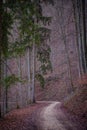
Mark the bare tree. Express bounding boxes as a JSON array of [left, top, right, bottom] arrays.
[[56, 1, 74, 92], [72, 0, 87, 75]]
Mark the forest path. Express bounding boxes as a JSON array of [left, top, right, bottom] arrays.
[[0, 101, 86, 130], [37, 101, 85, 130]]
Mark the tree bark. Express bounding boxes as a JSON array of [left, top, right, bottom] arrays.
[[56, 3, 74, 92], [72, 0, 82, 77], [73, 0, 87, 74], [4, 59, 8, 113], [79, 0, 87, 73], [31, 43, 35, 103], [27, 47, 31, 103], [0, 0, 3, 118], [17, 56, 22, 107], [81, 0, 87, 71]]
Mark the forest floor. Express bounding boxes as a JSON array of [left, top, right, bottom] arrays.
[[0, 101, 86, 130]]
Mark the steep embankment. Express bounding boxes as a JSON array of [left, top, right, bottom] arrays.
[[63, 85, 87, 122]]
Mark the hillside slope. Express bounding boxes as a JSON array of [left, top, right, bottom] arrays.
[[63, 85, 87, 121]]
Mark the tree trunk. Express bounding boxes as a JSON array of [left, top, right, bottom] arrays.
[[27, 47, 31, 103], [56, 4, 74, 92], [79, 0, 87, 73], [73, 0, 87, 74], [4, 59, 8, 113], [0, 0, 3, 118], [72, 0, 82, 77], [31, 43, 35, 103], [17, 56, 22, 107], [81, 0, 87, 72]]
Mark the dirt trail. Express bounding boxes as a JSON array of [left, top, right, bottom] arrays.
[[41, 102, 66, 130], [0, 101, 86, 130], [38, 101, 85, 130]]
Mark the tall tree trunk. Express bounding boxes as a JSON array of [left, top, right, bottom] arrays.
[[4, 59, 8, 113], [31, 43, 35, 103], [81, 0, 87, 72], [56, 4, 74, 92], [0, 0, 3, 118], [79, 0, 87, 73], [17, 56, 22, 107], [27, 47, 31, 103], [62, 28, 74, 91], [72, 0, 82, 77], [73, 0, 87, 74]]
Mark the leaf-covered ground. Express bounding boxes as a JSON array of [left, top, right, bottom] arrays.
[[0, 101, 86, 130], [36, 102, 86, 130], [0, 102, 47, 130]]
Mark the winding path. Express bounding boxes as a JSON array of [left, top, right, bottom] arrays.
[[0, 101, 86, 130], [38, 101, 85, 130]]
